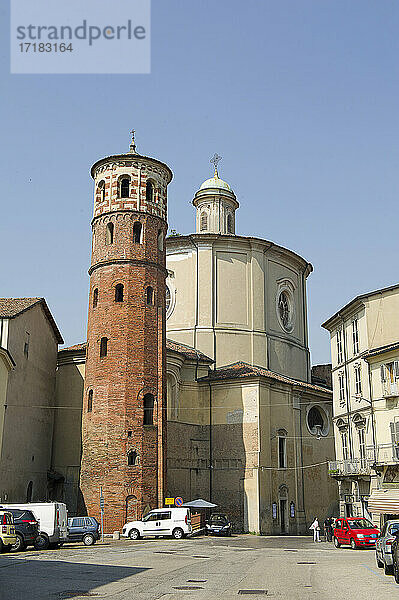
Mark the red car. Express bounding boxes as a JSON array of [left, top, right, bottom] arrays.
[[333, 518, 380, 549]]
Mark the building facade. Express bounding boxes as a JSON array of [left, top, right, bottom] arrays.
[[0, 298, 63, 504], [323, 284, 399, 523]]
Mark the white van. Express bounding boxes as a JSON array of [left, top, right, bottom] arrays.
[[3, 502, 68, 549], [122, 508, 191, 540]]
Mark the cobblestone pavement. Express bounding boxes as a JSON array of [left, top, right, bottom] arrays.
[[0, 535, 395, 600]]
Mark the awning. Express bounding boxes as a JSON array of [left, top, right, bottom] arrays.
[[368, 489, 399, 515], [181, 499, 217, 509]]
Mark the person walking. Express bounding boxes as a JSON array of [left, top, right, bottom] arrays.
[[324, 517, 333, 542], [309, 517, 320, 542]]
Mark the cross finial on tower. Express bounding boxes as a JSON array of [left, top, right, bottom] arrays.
[[210, 153, 222, 178], [129, 129, 137, 153]]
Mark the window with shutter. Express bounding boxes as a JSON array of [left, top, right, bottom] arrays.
[[381, 364, 386, 383], [395, 361, 399, 379]]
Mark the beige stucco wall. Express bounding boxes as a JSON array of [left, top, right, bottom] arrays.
[[51, 351, 86, 513], [166, 235, 311, 381], [0, 305, 58, 503]]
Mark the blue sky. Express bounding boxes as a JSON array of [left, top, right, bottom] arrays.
[[1, 0, 398, 363]]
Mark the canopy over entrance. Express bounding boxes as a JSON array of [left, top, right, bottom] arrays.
[[181, 498, 217, 509], [368, 489, 399, 515]]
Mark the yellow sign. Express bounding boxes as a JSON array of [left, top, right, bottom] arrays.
[[165, 498, 175, 505]]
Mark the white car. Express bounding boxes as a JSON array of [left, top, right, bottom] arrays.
[[122, 508, 192, 540]]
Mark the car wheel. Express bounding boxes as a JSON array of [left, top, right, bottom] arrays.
[[385, 563, 394, 576], [34, 534, 50, 551], [394, 562, 399, 584], [350, 538, 357, 550], [333, 536, 341, 548], [129, 529, 140, 540], [172, 528, 184, 540], [83, 534, 95, 546], [11, 534, 26, 552]]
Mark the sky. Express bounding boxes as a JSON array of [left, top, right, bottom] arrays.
[[1, 0, 398, 364]]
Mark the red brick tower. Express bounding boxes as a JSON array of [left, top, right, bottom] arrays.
[[80, 133, 173, 532]]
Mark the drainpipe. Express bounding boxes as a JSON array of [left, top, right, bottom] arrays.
[[209, 381, 213, 502]]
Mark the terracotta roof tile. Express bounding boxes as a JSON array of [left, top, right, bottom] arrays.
[[199, 361, 332, 393], [166, 339, 213, 362], [59, 342, 87, 353]]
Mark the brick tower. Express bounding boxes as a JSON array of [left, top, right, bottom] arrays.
[[80, 133, 173, 532]]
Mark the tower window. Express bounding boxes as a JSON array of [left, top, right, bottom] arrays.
[[200, 211, 208, 231], [227, 213, 233, 233], [146, 286, 154, 305], [133, 222, 142, 243], [98, 180, 105, 202], [106, 222, 114, 245], [93, 288, 98, 308], [120, 177, 130, 198], [128, 450, 138, 466], [100, 337, 108, 357], [278, 436, 287, 469], [157, 230, 164, 251], [87, 390, 93, 412], [143, 393, 154, 425], [115, 283, 124, 302], [146, 181, 154, 203]]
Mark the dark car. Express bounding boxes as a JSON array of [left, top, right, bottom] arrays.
[[206, 514, 232, 536], [67, 517, 100, 546], [6, 509, 39, 552]]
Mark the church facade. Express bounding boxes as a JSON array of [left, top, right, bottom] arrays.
[[50, 137, 338, 534]]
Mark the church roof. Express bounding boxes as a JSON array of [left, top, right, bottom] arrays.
[[59, 339, 213, 363], [166, 339, 213, 362], [0, 297, 63, 344], [199, 175, 231, 191], [199, 361, 332, 394]]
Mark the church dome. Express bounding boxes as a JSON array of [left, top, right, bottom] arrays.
[[199, 175, 231, 191]]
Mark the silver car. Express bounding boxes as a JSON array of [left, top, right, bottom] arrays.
[[376, 520, 399, 575]]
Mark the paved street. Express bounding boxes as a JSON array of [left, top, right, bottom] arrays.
[[1, 535, 396, 600]]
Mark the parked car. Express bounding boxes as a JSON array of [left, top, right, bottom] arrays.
[[333, 517, 379, 549], [376, 520, 399, 575], [3, 502, 68, 550], [67, 517, 100, 546], [206, 513, 232, 536], [6, 508, 39, 552], [0, 509, 17, 552], [122, 508, 192, 540]]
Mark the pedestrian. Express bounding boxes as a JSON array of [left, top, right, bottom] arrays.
[[324, 517, 333, 542], [309, 517, 320, 542]]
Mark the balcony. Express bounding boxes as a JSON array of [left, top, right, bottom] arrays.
[[382, 382, 398, 398], [328, 458, 373, 477], [374, 443, 399, 464]]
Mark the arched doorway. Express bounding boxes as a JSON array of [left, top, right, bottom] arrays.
[[125, 495, 138, 522], [279, 485, 288, 534]]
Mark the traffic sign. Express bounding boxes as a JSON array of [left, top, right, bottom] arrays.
[[175, 497, 183, 506], [165, 497, 175, 506]]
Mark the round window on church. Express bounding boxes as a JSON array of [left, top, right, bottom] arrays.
[[306, 405, 329, 437], [276, 287, 295, 333]]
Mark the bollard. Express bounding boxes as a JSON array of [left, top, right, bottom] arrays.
[[113, 531, 120, 540]]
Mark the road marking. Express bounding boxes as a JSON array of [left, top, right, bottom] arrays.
[[361, 564, 396, 585]]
